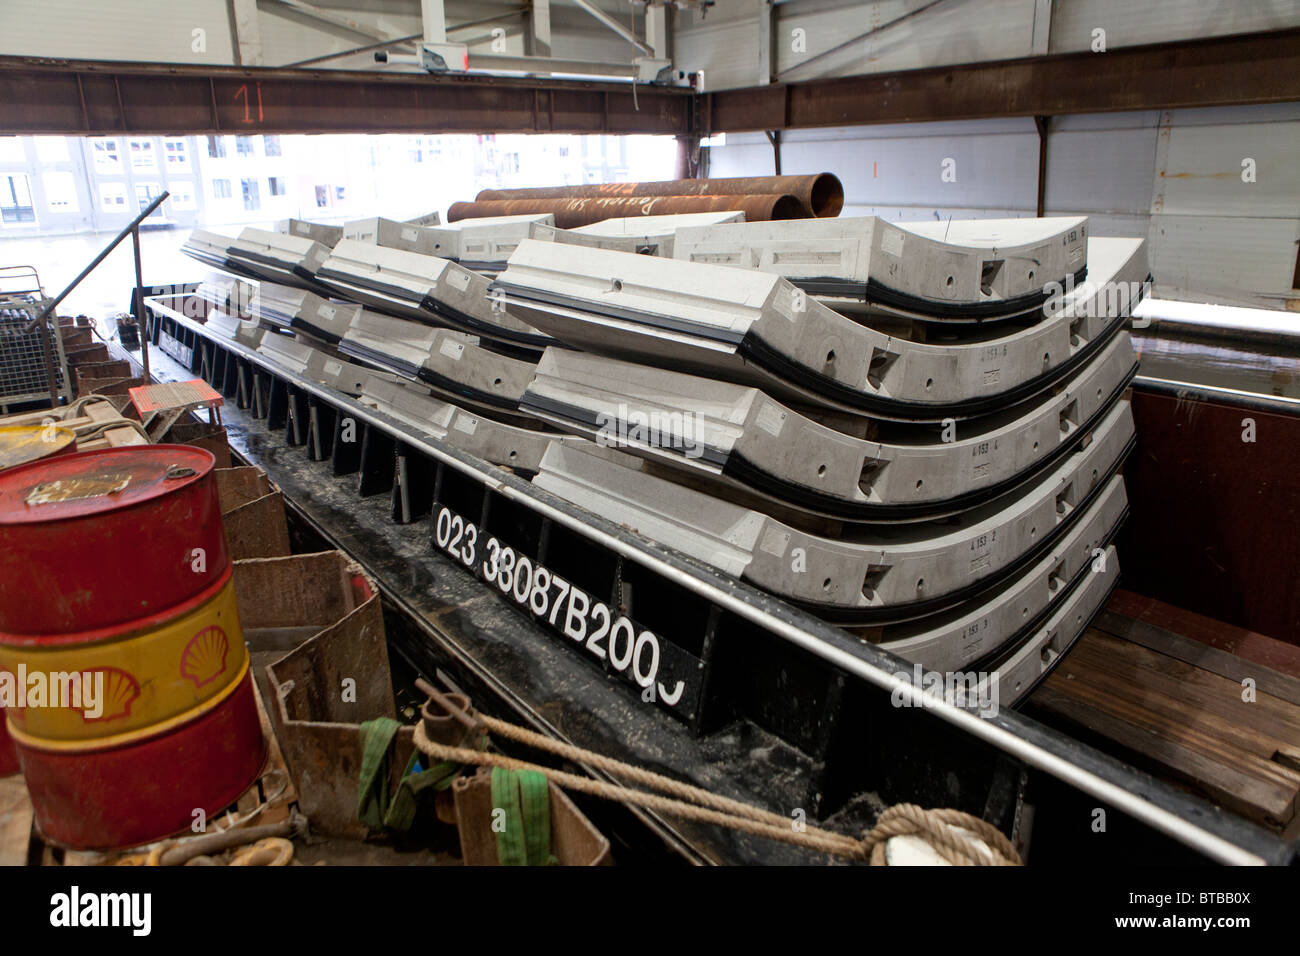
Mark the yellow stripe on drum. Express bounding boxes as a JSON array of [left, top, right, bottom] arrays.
[[0, 576, 246, 742], [7, 657, 252, 754]]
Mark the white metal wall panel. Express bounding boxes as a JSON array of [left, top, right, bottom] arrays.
[[1049, 0, 1300, 53], [1147, 215, 1300, 306], [704, 104, 1300, 304], [775, 0, 1037, 82], [708, 119, 1040, 216], [674, 6, 764, 90], [1143, 103, 1300, 305], [0, 0, 235, 63], [1042, 111, 1160, 236], [1150, 105, 1300, 219]]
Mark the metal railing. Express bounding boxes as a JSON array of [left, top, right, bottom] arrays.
[[22, 191, 169, 408]]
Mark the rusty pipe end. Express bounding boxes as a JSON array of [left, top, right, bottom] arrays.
[[809, 173, 844, 217]]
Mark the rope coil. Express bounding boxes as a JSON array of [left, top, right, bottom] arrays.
[[412, 717, 1020, 865]]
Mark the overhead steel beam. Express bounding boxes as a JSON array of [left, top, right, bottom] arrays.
[[228, 0, 266, 67], [0, 28, 1293, 136], [0, 56, 692, 135], [529, 0, 553, 58], [706, 27, 1300, 132]]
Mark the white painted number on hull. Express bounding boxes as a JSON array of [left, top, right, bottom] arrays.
[[434, 505, 685, 707]]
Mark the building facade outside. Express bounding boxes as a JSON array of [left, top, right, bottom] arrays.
[[0, 131, 675, 241], [0, 134, 207, 237]]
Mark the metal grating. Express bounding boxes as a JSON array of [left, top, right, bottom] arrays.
[[0, 299, 69, 408]]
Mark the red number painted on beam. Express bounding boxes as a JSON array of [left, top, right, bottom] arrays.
[[234, 83, 264, 125]]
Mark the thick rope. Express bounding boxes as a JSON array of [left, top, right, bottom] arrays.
[[413, 720, 1021, 865]]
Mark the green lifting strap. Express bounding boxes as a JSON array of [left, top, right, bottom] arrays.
[[358, 717, 460, 832], [490, 767, 555, 866]]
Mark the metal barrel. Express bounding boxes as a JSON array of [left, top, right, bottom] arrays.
[[447, 193, 806, 229], [475, 173, 844, 218], [0, 425, 78, 773], [0, 445, 265, 849]]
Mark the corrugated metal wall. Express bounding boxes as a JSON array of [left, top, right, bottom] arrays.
[[707, 103, 1300, 307], [674, 0, 1300, 90], [0, 0, 236, 63]]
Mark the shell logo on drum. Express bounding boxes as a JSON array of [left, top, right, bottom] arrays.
[[180, 626, 230, 688], [83, 667, 141, 723]]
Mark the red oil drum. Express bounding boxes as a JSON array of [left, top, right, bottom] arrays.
[[0, 445, 264, 848], [0, 425, 77, 774], [0, 711, 16, 776]]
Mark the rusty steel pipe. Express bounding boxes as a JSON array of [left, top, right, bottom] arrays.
[[475, 173, 843, 218], [448, 193, 806, 229]]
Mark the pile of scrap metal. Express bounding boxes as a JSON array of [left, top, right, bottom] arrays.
[[179, 208, 1142, 709]]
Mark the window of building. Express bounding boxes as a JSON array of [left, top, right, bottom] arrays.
[[169, 181, 196, 211], [0, 174, 35, 224], [91, 138, 121, 173], [236, 136, 255, 157], [99, 182, 128, 211], [241, 177, 260, 211], [34, 138, 69, 163], [129, 139, 157, 171], [263, 135, 282, 157], [42, 171, 78, 213], [136, 182, 162, 214], [0, 138, 25, 163], [268, 176, 287, 197], [165, 139, 190, 170], [213, 178, 232, 199], [335, 186, 346, 201], [207, 135, 226, 158], [315, 185, 329, 208]]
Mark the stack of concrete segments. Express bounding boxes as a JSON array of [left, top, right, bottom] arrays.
[[672, 215, 1092, 323], [492, 234, 1144, 421], [528, 211, 745, 258], [366, 213, 554, 273], [337, 309, 537, 418], [315, 238, 555, 350], [355, 376, 578, 474], [490, 216, 1147, 704], [223, 226, 335, 293], [182, 210, 1146, 707], [275, 218, 344, 247], [183, 230, 252, 278], [254, 331, 389, 396], [247, 281, 360, 345], [193, 272, 257, 316]]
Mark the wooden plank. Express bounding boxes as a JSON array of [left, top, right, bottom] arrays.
[[1104, 590, 1300, 693], [1056, 646, 1300, 773], [0, 776, 33, 867], [1036, 623, 1300, 827], [1044, 664, 1299, 822], [1072, 632, 1300, 748], [1035, 685, 1298, 827]]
